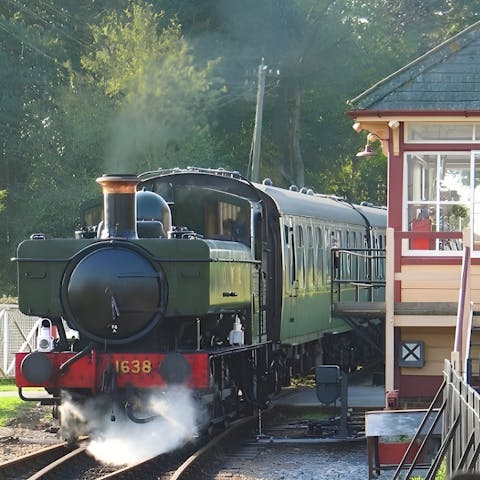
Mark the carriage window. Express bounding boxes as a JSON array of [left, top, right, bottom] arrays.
[[294, 225, 305, 288], [344, 231, 351, 277], [306, 226, 313, 248], [291, 227, 296, 283], [306, 226, 314, 287], [315, 227, 324, 287], [296, 225, 304, 247], [316, 227, 323, 249]]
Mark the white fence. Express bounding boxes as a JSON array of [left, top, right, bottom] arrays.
[[0, 305, 39, 377]]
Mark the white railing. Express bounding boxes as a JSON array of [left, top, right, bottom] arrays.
[[0, 305, 40, 377]]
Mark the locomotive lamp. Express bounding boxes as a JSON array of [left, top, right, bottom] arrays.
[[36, 318, 54, 352], [96, 174, 140, 239], [228, 315, 245, 346]]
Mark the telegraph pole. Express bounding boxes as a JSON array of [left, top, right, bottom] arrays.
[[249, 59, 268, 183]]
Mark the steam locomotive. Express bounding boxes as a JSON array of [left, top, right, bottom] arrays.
[[14, 167, 386, 434]]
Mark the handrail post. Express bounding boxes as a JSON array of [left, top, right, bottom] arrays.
[[385, 227, 395, 393], [452, 228, 471, 376], [2, 309, 8, 376]]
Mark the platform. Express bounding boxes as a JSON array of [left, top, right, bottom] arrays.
[[274, 384, 385, 409]]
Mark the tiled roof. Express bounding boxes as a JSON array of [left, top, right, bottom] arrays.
[[349, 21, 480, 111]]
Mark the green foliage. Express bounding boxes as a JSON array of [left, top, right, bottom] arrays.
[[409, 458, 446, 479], [0, 190, 7, 214], [82, 3, 169, 98], [81, 1, 224, 172], [357, 152, 388, 206], [435, 460, 446, 479]]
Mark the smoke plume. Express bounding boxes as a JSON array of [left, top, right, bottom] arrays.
[[59, 386, 200, 466]]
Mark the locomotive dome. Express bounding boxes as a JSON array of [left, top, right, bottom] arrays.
[[137, 188, 172, 233]]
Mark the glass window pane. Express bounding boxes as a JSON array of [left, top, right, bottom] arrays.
[[409, 204, 435, 249], [475, 125, 480, 141], [407, 154, 437, 201], [409, 204, 435, 230], [439, 204, 469, 232], [439, 153, 471, 204], [407, 123, 474, 142]]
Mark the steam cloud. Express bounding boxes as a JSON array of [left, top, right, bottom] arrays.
[[59, 386, 200, 466]]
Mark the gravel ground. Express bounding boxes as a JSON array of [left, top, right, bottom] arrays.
[[0, 403, 61, 463], [211, 440, 371, 480]]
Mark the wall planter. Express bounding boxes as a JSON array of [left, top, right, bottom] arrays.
[[378, 440, 422, 465]]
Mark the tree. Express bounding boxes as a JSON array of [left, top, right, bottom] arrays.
[[81, 1, 224, 173], [0, 6, 70, 293], [0, 190, 6, 214]]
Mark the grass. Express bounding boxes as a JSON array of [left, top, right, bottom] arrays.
[[0, 387, 52, 428], [0, 378, 43, 392], [291, 374, 316, 387], [0, 379, 16, 391], [0, 396, 33, 426]]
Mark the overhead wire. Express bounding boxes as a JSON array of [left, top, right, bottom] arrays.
[[2, 1, 282, 119], [0, 17, 60, 65], [5, 0, 95, 54]]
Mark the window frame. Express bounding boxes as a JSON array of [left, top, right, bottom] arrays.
[[403, 149, 480, 255]]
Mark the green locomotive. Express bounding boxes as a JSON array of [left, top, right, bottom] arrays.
[[14, 167, 386, 435]]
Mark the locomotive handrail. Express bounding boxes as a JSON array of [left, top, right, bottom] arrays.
[[138, 166, 247, 181], [152, 257, 261, 264], [207, 340, 272, 358], [13, 255, 262, 264], [12, 256, 78, 262]]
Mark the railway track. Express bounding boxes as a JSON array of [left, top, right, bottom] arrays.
[[177, 407, 368, 479], [0, 442, 74, 480], [0, 417, 258, 480], [0, 404, 368, 480]]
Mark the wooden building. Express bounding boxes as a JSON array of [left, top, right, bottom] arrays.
[[348, 21, 480, 401]]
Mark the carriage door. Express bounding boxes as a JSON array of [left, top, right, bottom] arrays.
[[252, 207, 267, 343], [285, 218, 302, 339]]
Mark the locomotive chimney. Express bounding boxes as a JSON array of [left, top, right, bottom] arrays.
[[96, 174, 140, 239]]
